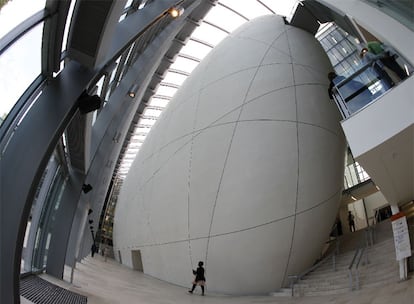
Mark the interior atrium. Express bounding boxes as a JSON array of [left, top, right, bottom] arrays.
[[0, 0, 413, 303]]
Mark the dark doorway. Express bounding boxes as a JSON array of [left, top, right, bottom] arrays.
[[131, 250, 143, 271]]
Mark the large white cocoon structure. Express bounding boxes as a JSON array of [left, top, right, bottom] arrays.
[[113, 15, 346, 295]]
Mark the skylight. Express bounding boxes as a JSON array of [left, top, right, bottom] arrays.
[[117, 0, 298, 179]]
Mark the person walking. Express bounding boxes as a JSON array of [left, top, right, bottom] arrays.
[[188, 261, 206, 296], [91, 243, 97, 257]]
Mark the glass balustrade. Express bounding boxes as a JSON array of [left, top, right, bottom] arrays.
[[332, 55, 412, 118]]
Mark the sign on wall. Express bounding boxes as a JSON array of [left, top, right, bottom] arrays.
[[391, 212, 412, 261]]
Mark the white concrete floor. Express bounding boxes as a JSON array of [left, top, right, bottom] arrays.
[[22, 254, 413, 304]]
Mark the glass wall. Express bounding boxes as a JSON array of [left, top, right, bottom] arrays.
[[317, 23, 362, 78], [317, 22, 413, 117], [0, 0, 46, 39], [31, 163, 68, 272], [0, 22, 42, 125], [344, 161, 370, 189]]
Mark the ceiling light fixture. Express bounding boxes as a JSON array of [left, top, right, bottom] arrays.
[[168, 6, 184, 18], [128, 84, 139, 98]]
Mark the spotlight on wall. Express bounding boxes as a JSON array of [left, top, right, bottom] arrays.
[[82, 183, 93, 193], [78, 93, 102, 114], [128, 84, 139, 98], [168, 5, 184, 18]]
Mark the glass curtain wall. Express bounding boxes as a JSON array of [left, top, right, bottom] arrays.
[[317, 22, 412, 116], [31, 161, 68, 272], [317, 23, 362, 78]]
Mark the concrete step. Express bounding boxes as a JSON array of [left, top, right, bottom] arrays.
[[294, 284, 350, 296], [291, 232, 398, 297]]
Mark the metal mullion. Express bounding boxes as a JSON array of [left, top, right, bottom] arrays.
[[109, 46, 132, 94], [100, 71, 113, 102]]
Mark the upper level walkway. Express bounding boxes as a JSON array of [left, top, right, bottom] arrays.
[[332, 54, 413, 207], [21, 253, 413, 304]]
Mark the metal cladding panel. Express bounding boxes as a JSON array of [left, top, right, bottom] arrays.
[[67, 0, 126, 68]]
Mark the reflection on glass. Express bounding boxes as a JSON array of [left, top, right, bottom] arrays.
[[32, 164, 67, 271], [334, 63, 393, 114], [0, 23, 42, 125], [0, 0, 46, 39]]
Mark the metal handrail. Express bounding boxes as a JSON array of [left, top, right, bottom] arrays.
[[364, 226, 375, 247], [348, 247, 360, 291], [354, 247, 367, 290], [288, 234, 339, 296], [348, 231, 372, 291]]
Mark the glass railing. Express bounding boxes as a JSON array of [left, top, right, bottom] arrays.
[[332, 55, 412, 118]]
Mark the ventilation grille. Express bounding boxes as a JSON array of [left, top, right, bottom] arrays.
[[20, 275, 87, 304]]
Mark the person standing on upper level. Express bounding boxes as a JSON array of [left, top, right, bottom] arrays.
[[366, 41, 408, 82], [348, 211, 356, 232]]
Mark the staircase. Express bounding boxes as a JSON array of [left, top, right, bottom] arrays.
[[292, 222, 399, 296]]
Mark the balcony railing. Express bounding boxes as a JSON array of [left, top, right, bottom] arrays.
[[332, 56, 411, 119]]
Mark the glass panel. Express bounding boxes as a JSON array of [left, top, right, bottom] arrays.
[[163, 71, 187, 86], [134, 126, 151, 133], [0, 22, 42, 125], [61, 0, 77, 56], [131, 134, 146, 141], [156, 85, 177, 97], [259, 0, 297, 16], [179, 40, 212, 60], [138, 118, 156, 126], [219, 0, 270, 20], [143, 108, 162, 117], [203, 5, 246, 33], [32, 164, 67, 271], [148, 97, 169, 108], [191, 23, 228, 46], [170, 56, 199, 74], [94, 75, 105, 97], [333, 64, 393, 115], [0, 0, 46, 39]]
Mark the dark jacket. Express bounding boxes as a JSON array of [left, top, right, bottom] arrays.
[[193, 266, 205, 282]]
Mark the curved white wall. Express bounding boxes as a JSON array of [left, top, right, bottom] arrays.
[[114, 15, 346, 295]]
